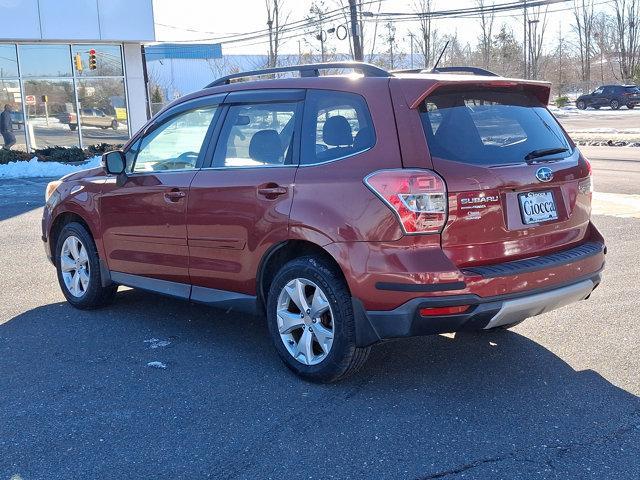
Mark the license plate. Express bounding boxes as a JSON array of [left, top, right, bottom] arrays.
[[518, 190, 558, 224]]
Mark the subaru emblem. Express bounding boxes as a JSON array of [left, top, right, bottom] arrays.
[[536, 167, 553, 182]]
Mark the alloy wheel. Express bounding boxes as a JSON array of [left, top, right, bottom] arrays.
[[276, 278, 334, 365], [60, 235, 90, 298]]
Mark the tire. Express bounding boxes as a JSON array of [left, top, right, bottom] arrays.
[[111, 120, 118, 130], [55, 222, 117, 309], [266, 256, 370, 383], [610, 99, 620, 110], [627, 104, 635, 110], [576, 100, 587, 110], [69, 124, 77, 131]]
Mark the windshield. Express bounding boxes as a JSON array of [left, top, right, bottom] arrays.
[[420, 89, 571, 166]]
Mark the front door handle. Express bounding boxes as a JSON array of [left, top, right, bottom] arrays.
[[164, 189, 186, 202], [257, 184, 288, 198]]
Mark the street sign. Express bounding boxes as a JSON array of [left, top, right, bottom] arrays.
[[25, 95, 36, 106]]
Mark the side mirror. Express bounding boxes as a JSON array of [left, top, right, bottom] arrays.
[[103, 150, 126, 175]]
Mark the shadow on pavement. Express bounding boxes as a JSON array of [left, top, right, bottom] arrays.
[[0, 178, 50, 222], [1, 288, 639, 479]]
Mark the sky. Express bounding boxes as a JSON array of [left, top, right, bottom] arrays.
[[151, 0, 588, 57]]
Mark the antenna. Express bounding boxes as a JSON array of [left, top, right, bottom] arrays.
[[431, 40, 450, 72]]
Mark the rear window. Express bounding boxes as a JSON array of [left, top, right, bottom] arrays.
[[625, 86, 640, 93], [420, 89, 571, 166]]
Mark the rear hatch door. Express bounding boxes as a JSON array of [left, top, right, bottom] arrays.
[[418, 84, 591, 267]]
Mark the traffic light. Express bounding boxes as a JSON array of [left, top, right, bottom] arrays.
[[88, 49, 97, 70], [74, 53, 83, 72]]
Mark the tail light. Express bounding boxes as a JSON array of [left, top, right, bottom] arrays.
[[364, 169, 448, 234]]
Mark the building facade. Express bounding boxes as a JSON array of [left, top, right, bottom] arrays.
[[0, 0, 155, 151]]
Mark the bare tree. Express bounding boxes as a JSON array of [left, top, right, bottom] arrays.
[[265, 0, 290, 68], [572, 0, 595, 84], [306, 1, 333, 62], [611, 0, 640, 82], [382, 21, 398, 69], [528, 6, 549, 79], [412, 0, 435, 68], [477, 0, 495, 69]]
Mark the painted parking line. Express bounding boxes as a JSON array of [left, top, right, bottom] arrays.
[[592, 192, 640, 218]]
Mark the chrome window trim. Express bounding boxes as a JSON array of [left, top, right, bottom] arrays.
[[298, 144, 375, 168]]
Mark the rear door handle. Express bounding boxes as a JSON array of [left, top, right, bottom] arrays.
[[164, 189, 186, 202], [257, 185, 288, 198]]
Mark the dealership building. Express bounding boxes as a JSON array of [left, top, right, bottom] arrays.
[[0, 0, 155, 151]]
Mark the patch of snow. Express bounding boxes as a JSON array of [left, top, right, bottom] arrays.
[[147, 361, 167, 369], [144, 338, 172, 349], [549, 105, 640, 117], [0, 155, 101, 179]]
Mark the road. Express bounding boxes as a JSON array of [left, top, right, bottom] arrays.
[[581, 146, 640, 195], [552, 107, 640, 143], [1, 153, 639, 479]]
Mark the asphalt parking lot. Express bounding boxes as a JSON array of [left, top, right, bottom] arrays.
[[1, 152, 639, 479]]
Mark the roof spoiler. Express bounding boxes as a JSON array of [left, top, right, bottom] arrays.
[[401, 78, 552, 109]]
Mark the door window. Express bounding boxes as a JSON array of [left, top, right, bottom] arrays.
[[213, 102, 299, 168], [301, 90, 375, 164], [132, 106, 218, 172]]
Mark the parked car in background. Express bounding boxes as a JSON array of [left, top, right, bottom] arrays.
[[10, 110, 24, 130], [42, 62, 605, 382], [59, 108, 119, 130], [576, 85, 640, 110]]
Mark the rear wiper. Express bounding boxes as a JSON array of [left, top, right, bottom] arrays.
[[524, 147, 569, 163]]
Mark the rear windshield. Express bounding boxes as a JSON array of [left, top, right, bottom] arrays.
[[420, 89, 571, 166]]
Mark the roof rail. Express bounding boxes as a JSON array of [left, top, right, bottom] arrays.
[[206, 62, 390, 88], [391, 66, 499, 77]]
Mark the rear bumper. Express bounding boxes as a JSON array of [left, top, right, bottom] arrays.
[[355, 271, 602, 346]]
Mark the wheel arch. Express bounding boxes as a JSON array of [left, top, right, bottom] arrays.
[[49, 211, 96, 262], [256, 240, 349, 312]]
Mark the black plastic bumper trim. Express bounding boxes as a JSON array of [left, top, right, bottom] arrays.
[[375, 281, 466, 292], [462, 242, 604, 278], [355, 271, 603, 346]]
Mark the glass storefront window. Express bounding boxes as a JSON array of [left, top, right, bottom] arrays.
[[0, 44, 19, 78], [23, 79, 80, 148], [77, 78, 129, 144], [71, 45, 123, 77], [18, 44, 72, 78], [1, 43, 129, 151], [0, 79, 27, 150]]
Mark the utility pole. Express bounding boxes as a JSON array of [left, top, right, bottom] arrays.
[[348, 0, 363, 61], [523, 0, 528, 78]]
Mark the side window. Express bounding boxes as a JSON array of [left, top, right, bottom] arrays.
[[593, 88, 604, 95], [213, 102, 299, 168], [132, 106, 218, 172], [301, 90, 375, 165]]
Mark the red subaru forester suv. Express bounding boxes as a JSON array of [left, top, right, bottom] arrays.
[[42, 63, 605, 382]]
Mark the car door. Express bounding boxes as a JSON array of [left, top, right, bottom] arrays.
[[99, 96, 224, 285], [591, 87, 604, 107], [186, 89, 304, 298]]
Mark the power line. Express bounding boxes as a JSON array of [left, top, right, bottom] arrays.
[[154, 0, 389, 46]]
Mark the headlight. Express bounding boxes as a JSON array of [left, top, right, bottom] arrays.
[[45, 180, 62, 202]]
